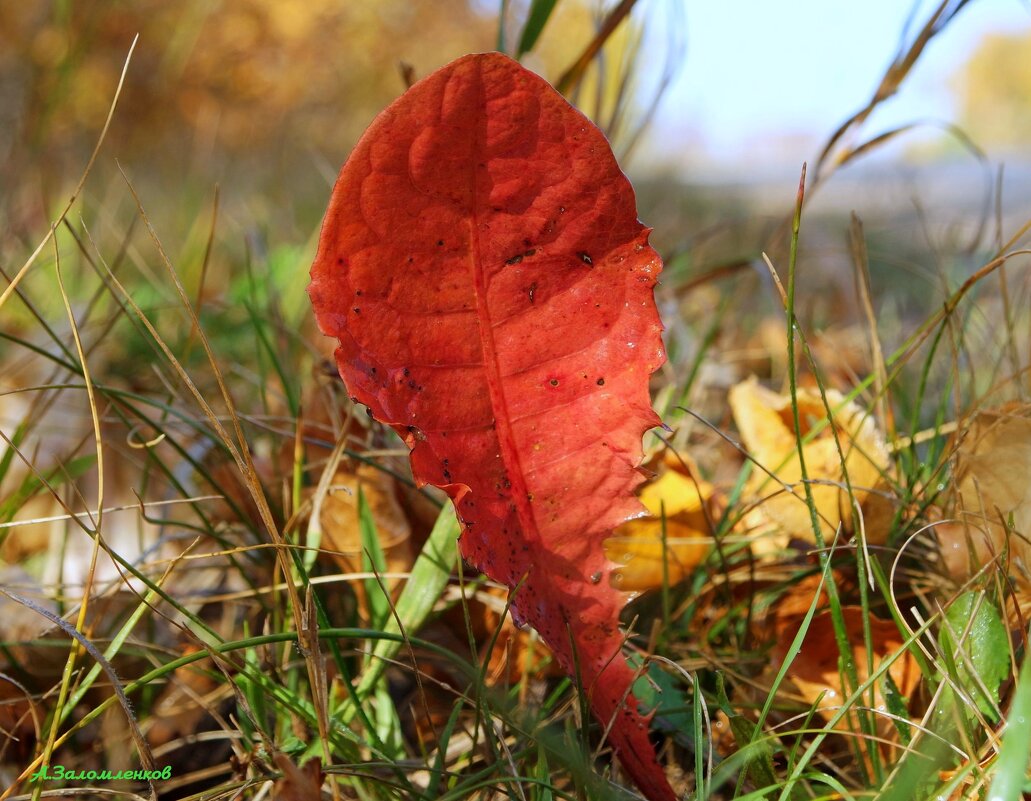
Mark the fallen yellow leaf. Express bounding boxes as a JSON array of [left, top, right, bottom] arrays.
[[729, 376, 893, 544], [604, 468, 718, 592]]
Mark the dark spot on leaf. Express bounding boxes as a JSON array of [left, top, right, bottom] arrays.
[[437, 239, 444, 246], [549, 378, 559, 387], [558, 206, 566, 213], [524, 248, 536, 257], [527, 493, 534, 502], [353, 307, 361, 314], [506, 254, 523, 265], [529, 282, 537, 304], [403, 367, 410, 377], [355, 289, 363, 296], [578, 251, 593, 266], [597, 377, 605, 386], [590, 571, 602, 584]]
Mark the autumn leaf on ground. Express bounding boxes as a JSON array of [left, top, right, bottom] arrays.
[[308, 53, 674, 801], [604, 464, 719, 593], [272, 753, 324, 801], [314, 462, 415, 608], [729, 376, 893, 545], [770, 604, 920, 749], [478, 588, 565, 686], [941, 404, 1031, 604]]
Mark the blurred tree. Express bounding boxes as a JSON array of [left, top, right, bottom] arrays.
[[955, 29, 1031, 151]]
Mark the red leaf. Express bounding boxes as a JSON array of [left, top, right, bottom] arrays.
[[309, 52, 672, 801]]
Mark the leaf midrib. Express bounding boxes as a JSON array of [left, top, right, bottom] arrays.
[[464, 62, 543, 560]]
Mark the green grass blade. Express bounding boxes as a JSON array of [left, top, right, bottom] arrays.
[[986, 625, 1031, 801], [358, 485, 391, 630], [425, 700, 465, 799], [344, 504, 460, 721], [516, 0, 561, 57]]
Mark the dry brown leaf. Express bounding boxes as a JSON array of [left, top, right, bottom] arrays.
[[771, 606, 920, 737], [485, 614, 564, 686], [944, 404, 1031, 592], [0, 674, 37, 763], [604, 467, 719, 592], [147, 650, 222, 748], [272, 753, 324, 800], [729, 376, 893, 544], [769, 572, 833, 625], [315, 462, 414, 598]]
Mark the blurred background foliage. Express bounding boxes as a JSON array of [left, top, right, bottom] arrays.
[[958, 27, 1031, 150], [0, 0, 682, 243], [1, 1, 493, 235], [2, 1, 1027, 274]]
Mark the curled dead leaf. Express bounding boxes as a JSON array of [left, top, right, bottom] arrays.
[[729, 376, 893, 544], [273, 753, 324, 800], [314, 462, 414, 610], [944, 404, 1031, 593], [771, 606, 920, 741]]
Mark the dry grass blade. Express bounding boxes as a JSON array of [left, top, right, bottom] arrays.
[[810, 0, 973, 186], [617, 0, 686, 161], [0, 36, 137, 315], [27, 235, 115, 801], [104, 166, 341, 780], [7, 791, 152, 801], [850, 214, 892, 440], [0, 589, 156, 799], [555, 0, 639, 95]]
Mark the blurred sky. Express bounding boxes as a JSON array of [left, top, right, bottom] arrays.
[[647, 0, 1031, 178]]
